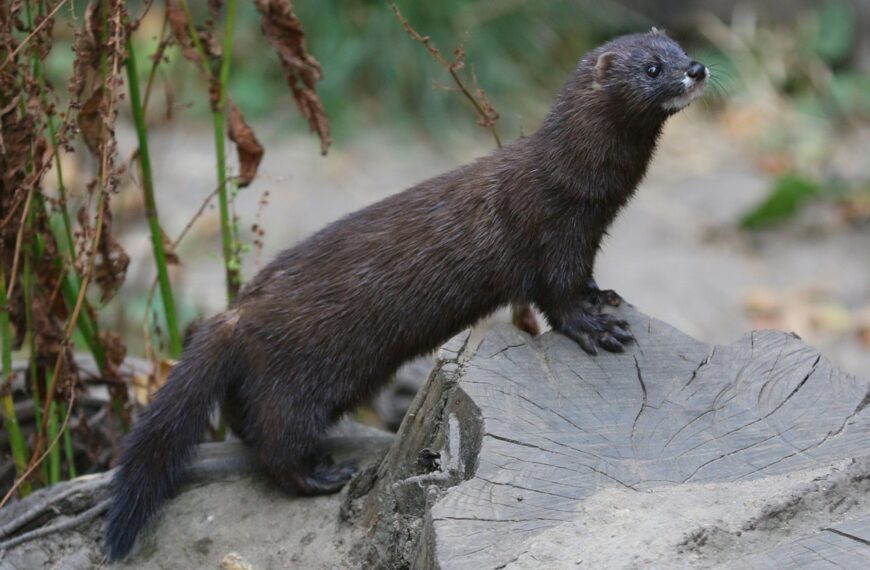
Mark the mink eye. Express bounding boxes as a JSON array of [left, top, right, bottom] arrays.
[[646, 64, 661, 78]]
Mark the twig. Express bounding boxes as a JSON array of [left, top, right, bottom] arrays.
[[142, 8, 170, 114], [4, 184, 35, 301], [0, 0, 71, 72], [142, 185, 220, 362], [0, 498, 110, 550], [0, 474, 110, 539], [1, 390, 76, 508], [389, 3, 501, 148]]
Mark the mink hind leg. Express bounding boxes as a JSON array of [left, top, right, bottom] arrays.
[[252, 399, 356, 496]]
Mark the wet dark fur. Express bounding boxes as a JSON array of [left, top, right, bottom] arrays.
[[106, 31, 704, 559]]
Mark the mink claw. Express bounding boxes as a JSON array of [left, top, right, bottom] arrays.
[[558, 309, 634, 355], [598, 333, 624, 353]]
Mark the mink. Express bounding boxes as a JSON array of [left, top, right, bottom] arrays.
[[106, 29, 707, 559]]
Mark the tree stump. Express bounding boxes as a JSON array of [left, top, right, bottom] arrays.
[[351, 305, 870, 569]]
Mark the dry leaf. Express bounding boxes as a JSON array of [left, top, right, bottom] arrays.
[[133, 359, 176, 405], [162, 228, 180, 265], [78, 87, 106, 157], [101, 330, 128, 371], [254, 0, 330, 154], [93, 208, 130, 302], [167, 0, 202, 65], [227, 99, 264, 187], [70, 1, 105, 98]]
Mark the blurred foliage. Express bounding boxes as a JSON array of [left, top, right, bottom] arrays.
[[707, 0, 870, 228], [244, 0, 643, 138], [42, 0, 870, 227], [740, 174, 821, 229], [90, 0, 648, 141]]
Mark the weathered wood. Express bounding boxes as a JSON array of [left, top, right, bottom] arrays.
[[352, 305, 870, 569]]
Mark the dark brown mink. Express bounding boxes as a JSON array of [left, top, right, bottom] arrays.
[[106, 29, 708, 560]]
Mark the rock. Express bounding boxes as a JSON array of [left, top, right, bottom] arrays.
[[0, 422, 392, 569]]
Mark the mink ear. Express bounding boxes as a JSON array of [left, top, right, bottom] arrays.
[[650, 26, 667, 36], [595, 52, 617, 82]]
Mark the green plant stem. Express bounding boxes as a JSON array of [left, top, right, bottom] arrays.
[[62, 422, 76, 478], [25, 1, 103, 374], [23, 204, 50, 486], [125, 36, 183, 358], [22, 0, 56, 486], [178, 0, 240, 303], [210, 0, 239, 440], [47, 401, 61, 483], [213, 0, 240, 304], [1, 256, 32, 496]]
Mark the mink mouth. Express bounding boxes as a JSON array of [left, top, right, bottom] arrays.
[[661, 72, 708, 111]]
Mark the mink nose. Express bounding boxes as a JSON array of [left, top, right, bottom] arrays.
[[687, 62, 706, 80]]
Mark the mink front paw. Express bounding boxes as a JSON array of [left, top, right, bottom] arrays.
[[557, 309, 634, 355]]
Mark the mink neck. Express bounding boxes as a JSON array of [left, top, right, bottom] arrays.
[[527, 76, 667, 199]]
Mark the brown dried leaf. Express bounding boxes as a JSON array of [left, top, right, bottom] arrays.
[[93, 208, 130, 302], [30, 294, 69, 374], [100, 330, 128, 371], [167, 0, 202, 65], [227, 99, 264, 187], [254, 0, 330, 154], [71, 1, 106, 99], [78, 87, 106, 157], [162, 227, 179, 265]]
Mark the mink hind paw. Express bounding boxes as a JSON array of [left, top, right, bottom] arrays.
[[301, 459, 358, 494], [557, 310, 634, 355], [590, 288, 623, 308], [584, 285, 623, 308]]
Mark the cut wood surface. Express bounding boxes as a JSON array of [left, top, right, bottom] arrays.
[[354, 305, 870, 569]]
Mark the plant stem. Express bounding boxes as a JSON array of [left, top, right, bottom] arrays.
[[125, 36, 183, 357], [23, 203, 52, 485], [213, 0, 240, 304], [62, 420, 77, 478], [0, 253, 32, 496]]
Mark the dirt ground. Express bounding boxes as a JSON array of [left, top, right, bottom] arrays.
[[111, 108, 869, 379]]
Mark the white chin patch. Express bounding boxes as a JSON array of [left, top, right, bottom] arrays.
[[662, 76, 706, 111]]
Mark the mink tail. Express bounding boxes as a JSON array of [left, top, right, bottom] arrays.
[[104, 313, 239, 560]]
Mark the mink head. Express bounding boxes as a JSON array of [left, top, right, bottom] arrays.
[[591, 29, 708, 118]]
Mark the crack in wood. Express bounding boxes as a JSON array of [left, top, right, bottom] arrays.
[[631, 355, 649, 451], [823, 528, 870, 547]]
